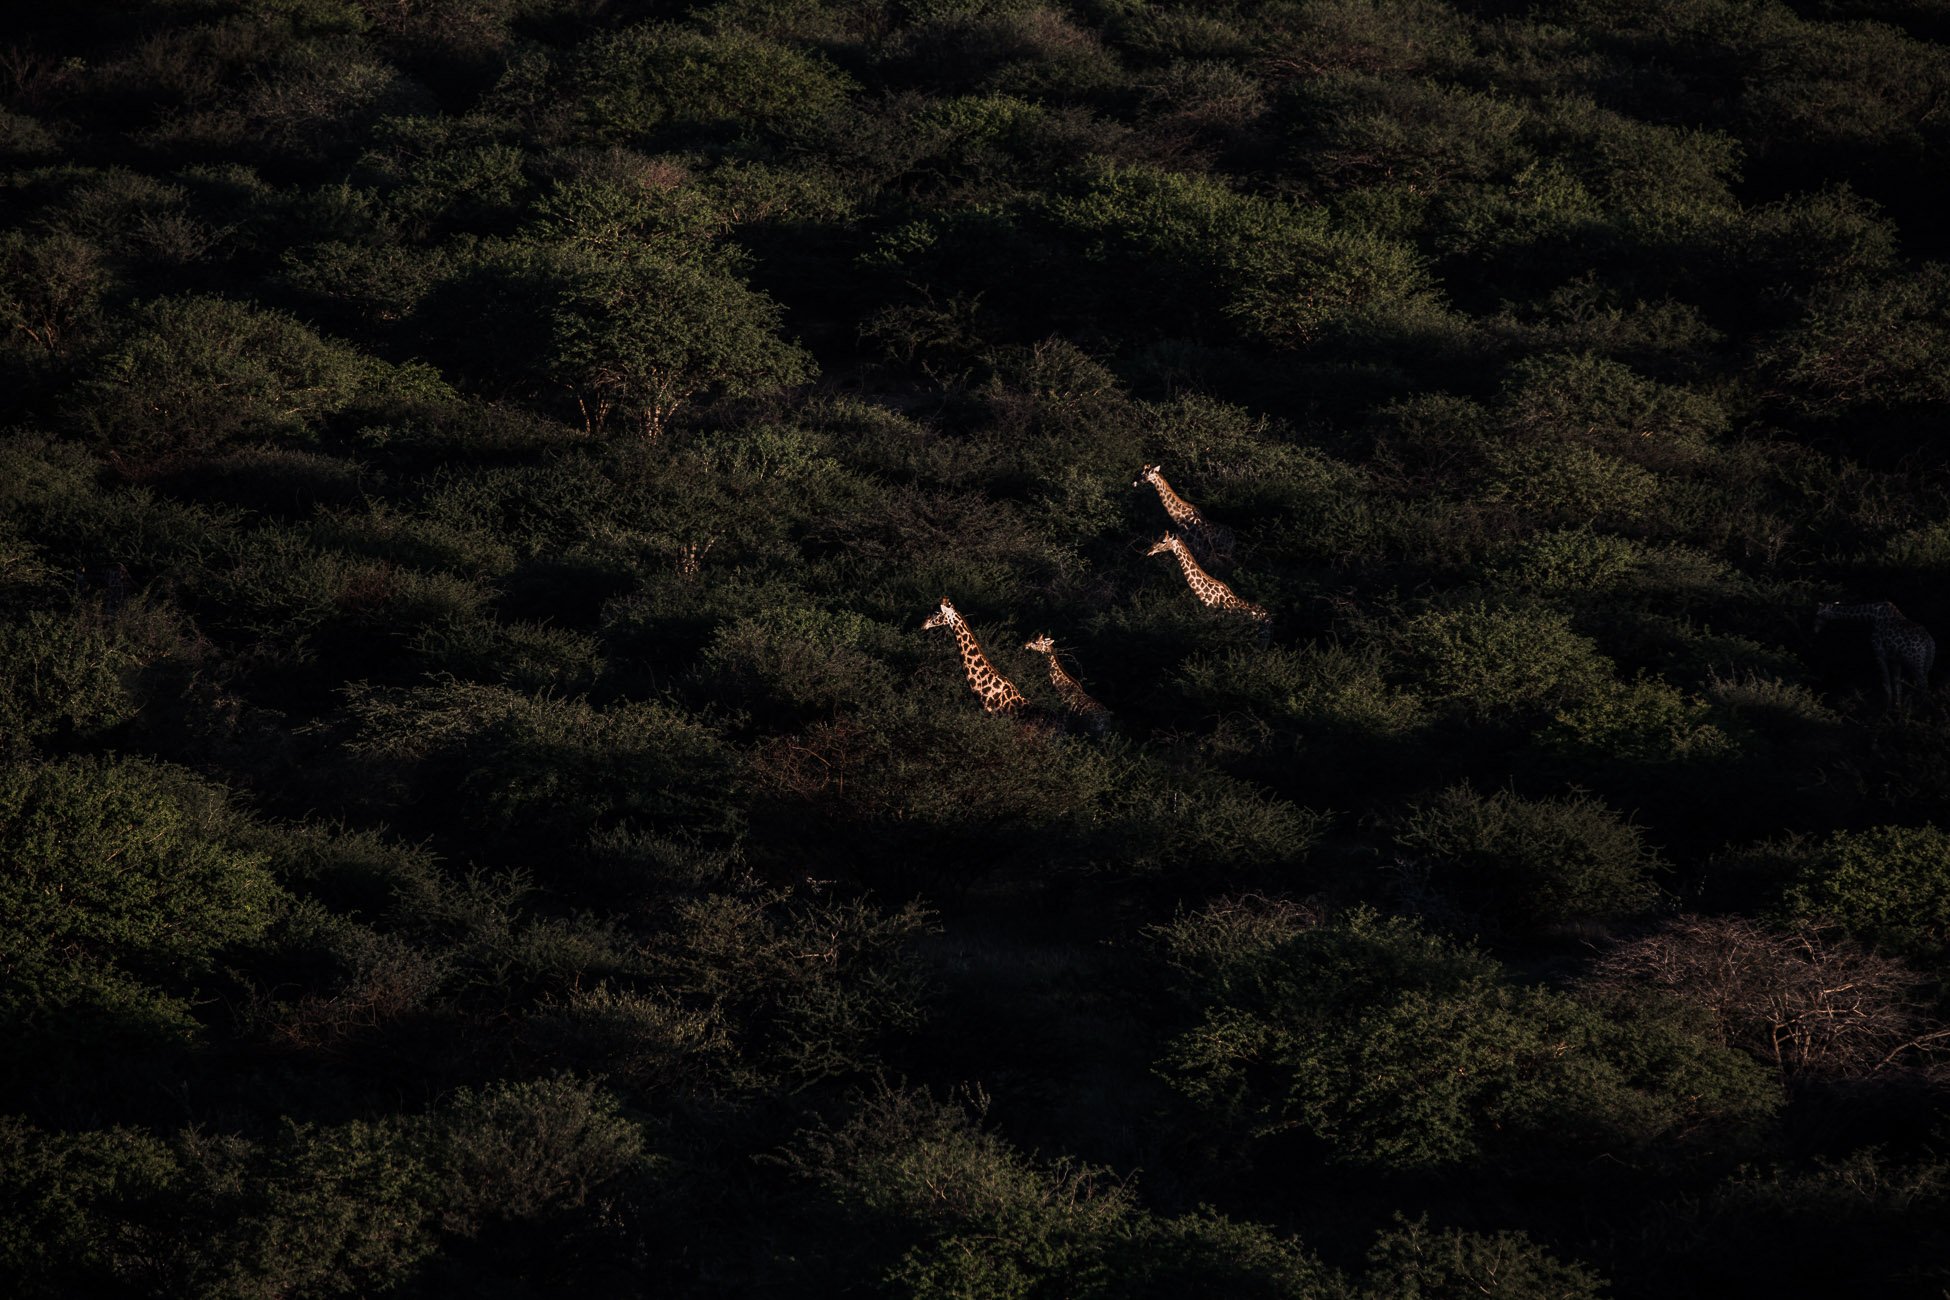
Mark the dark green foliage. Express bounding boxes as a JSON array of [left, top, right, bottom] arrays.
[[783, 1086, 1351, 1298], [1359, 1217, 1608, 1300], [5, 0, 1950, 1293], [576, 23, 856, 144], [0, 1077, 647, 1300], [69, 295, 449, 470], [0, 758, 279, 1034], [1782, 824, 1950, 959], [1042, 161, 1439, 346], [641, 890, 936, 1088], [343, 680, 742, 847], [1392, 601, 1613, 720], [0, 610, 142, 754], [1157, 907, 1777, 1172], [1394, 784, 1663, 929], [548, 252, 815, 438], [0, 230, 107, 364]]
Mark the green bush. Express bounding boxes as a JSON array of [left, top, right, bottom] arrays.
[[1393, 601, 1612, 720], [1739, 17, 1949, 157], [1044, 161, 1439, 347], [1757, 266, 1950, 414], [1434, 161, 1607, 262], [345, 679, 742, 845], [750, 697, 1115, 839], [1291, 73, 1532, 192], [425, 1076, 646, 1229], [1158, 907, 1774, 1171], [0, 1078, 648, 1299], [1178, 642, 1428, 740], [549, 252, 814, 438], [1101, 763, 1331, 881], [1541, 674, 1734, 766], [0, 231, 107, 363], [1394, 784, 1663, 928], [410, 616, 606, 693], [233, 44, 435, 157], [1782, 824, 1950, 959], [0, 758, 279, 1033], [647, 891, 935, 1087], [0, 610, 142, 755], [192, 525, 487, 644], [700, 602, 900, 715], [1497, 351, 1728, 457], [1536, 97, 1742, 228], [577, 24, 856, 142], [786, 1086, 1343, 1299], [1484, 440, 1660, 525], [0, 1119, 183, 1296], [69, 296, 409, 468], [357, 116, 529, 234], [527, 169, 729, 262], [1358, 1217, 1608, 1300]]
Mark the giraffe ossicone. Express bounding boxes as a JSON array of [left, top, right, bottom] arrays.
[[922, 597, 1029, 715]]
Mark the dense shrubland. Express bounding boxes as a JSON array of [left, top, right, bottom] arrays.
[[4, 0, 1950, 1294]]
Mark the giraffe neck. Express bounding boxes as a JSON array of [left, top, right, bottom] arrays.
[[1168, 542, 1222, 604], [952, 617, 1025, 714], [1149, 475, 1206, 528], [1824, 603, 1898, 622]]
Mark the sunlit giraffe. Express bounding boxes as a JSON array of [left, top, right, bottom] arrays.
[[1147, 533, 1271, 640], [1816, 600, 1935, 708], [1024, 635, 1112, 735], [921, 597, 1028, 715], [1134, 463, 1234, 568]]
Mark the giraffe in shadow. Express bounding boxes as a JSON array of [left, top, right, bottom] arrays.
[[1816, 601, 1934, 709], [1024, 634, 1113, 735]]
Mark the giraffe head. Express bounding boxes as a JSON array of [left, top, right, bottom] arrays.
[[920, 597, 959, 632], [1023, 634, 1056, 654], [1146, 533, 1185, 558], [1133, 463, 1164, 489]]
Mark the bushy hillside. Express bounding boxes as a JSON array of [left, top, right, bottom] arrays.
[[4, 1, 1950, 1295]]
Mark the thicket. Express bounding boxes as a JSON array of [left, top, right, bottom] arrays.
[[3, 0, 1950, 1295]]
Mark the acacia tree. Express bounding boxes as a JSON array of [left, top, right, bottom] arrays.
[[549, 254, 812, 440]]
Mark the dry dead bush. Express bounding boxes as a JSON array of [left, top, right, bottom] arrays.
[[1590, 915, 1948, 1078]]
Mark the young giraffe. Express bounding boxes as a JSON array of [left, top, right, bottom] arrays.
[[1023, 634, 1113, 735], [1134, 464, 1234, 568], [1816, 600, 1935, 708], [1147, 533, 1272, 639], [921, 597, 1028, 715]]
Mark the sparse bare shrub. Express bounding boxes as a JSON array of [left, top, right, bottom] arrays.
[[1590, 916, 1945, 1078]]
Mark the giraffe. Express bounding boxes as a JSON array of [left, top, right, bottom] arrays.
[[1024, 634, 1113, 735], [921, 597, 1029, 715], [1147, 533, 1272, 639], [1134, 464, 1234, 568], [1815, 601, 1935, 708]]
